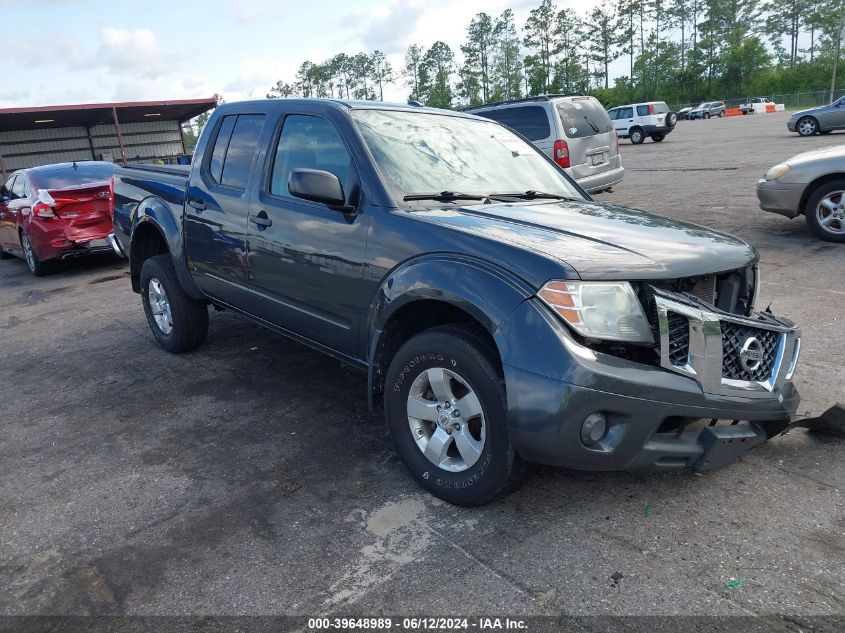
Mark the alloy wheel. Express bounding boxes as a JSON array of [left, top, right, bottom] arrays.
[[798, 118, 817, 136], [406, 367, 486, 472], [147, 278, 174, 335], [21, 235, 36, 272], [816, 190, 845, 236]]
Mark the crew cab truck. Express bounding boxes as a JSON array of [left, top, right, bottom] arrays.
[[112, 99, 807, 506], [740, 97, 770, 115]]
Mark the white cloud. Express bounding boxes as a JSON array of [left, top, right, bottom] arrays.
[[93, 27, 170, 78]]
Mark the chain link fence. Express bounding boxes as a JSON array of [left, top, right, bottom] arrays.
[[671, 88, 845, 111]]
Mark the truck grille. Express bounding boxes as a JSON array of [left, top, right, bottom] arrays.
[[721, 322, 781, 382], [667, 313, 690, 366], [649, 288, 799, 397]]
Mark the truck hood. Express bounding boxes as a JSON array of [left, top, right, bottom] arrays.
[[411, 200, 756, 280]]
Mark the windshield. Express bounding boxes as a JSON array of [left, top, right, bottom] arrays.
[[351, 109, 584, 205]]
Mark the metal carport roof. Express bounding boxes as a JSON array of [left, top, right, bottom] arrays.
[[0, 97, 218, 132]]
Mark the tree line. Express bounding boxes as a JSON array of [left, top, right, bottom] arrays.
[[268, 0, 844, 109]]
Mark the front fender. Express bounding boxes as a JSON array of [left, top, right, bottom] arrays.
[[366, 254, 534, 407]]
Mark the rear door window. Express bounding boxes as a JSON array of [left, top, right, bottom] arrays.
[[220, 115, 266, 190], [636, 105, 649, 117], [11, 176, 27, 199], [476, 105, 551, 141], [556, 100, 614, 138], [208, 115, 237, 183]]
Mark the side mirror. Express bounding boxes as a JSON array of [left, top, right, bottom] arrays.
[[288, 168, 347, 208]]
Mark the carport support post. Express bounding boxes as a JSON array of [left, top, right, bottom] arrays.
[[111, 107, 127, 165], [833, 11, 844, 103]]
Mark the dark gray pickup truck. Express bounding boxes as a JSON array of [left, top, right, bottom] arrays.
[[111, 99, 809, 505]]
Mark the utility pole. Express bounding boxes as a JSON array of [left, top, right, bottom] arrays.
[[833, 10, 845, 102]]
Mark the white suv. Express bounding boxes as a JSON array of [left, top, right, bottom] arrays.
[[607, 101, 678, 144]]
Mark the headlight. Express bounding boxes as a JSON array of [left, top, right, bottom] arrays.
[[538, 280, 654, 344], [765, 164, 790, 181]]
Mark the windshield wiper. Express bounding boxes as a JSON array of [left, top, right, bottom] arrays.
[[486, 190, 576, 201], [403, 191, 486, 203]]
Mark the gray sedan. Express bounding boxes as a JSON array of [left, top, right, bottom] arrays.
[[757, 145, 845, 242], [788, 96, 845, 136]]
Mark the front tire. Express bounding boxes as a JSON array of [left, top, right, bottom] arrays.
[[140, 255, 209, 352], [704, 112, 711, 119], [384, 325, 524, 505], [797, 116, 818, 137], [804, 179, 845, 243], [629, 127, 645, 144]]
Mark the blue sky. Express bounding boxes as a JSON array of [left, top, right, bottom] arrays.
[[1, 0, 601, 108]]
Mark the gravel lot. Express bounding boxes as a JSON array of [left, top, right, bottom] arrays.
[[1, 112, 843, 621]]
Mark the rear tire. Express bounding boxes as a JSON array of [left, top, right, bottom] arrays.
[[651, 134, 665, 143], [384, 325, 525, 506], [629, 127, 645, 144], [140, 254, 209, 352], [20, 232, 48, 276], [804, 179, 845, 243], [718, 111, 724, 118]]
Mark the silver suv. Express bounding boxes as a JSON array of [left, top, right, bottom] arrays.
[[466, 95, 624, 194]]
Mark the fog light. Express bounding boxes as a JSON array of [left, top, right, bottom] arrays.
[[581, 413, 608, 446]]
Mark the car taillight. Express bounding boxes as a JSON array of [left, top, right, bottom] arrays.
[[33, 201, 55, 218], [553, 140, 570, 169], [109, 177, 115, 216], [648, 103, 654, 115]]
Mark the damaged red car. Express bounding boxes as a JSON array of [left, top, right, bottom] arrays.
[[0, 161, 116, 275]]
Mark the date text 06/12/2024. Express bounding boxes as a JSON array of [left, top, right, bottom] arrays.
[[306, 617, 528, 630]]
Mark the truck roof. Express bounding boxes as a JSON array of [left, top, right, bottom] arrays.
[[215, 98, 481, 120]]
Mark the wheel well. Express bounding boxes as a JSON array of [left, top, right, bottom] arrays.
[[798, 173, 845, 216], [130, 223, 168, 292], [370, 300, 501, 409]]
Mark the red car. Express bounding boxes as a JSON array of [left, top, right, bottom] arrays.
[[0, 161, 116, 275]]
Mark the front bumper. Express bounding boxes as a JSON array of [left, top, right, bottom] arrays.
[[787, 118, 798, 132], [756, 178, 804, 218], [497, 294, 803, 472]]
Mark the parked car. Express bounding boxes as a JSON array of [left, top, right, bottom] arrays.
[[757, 145, 845, 242], [0, 161, 116, 275], [676, 106, 695, 120], [788, 96, 845, 137], [112, 99, 806, 506], [689, 101, 726, 120], [466, 95, 623, 194], [606, 101, 677, 144], [740, 97, 771, 115]]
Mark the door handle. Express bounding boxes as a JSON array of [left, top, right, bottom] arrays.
[[188, 198, 206, 211], [249, 212, 272, 229]]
